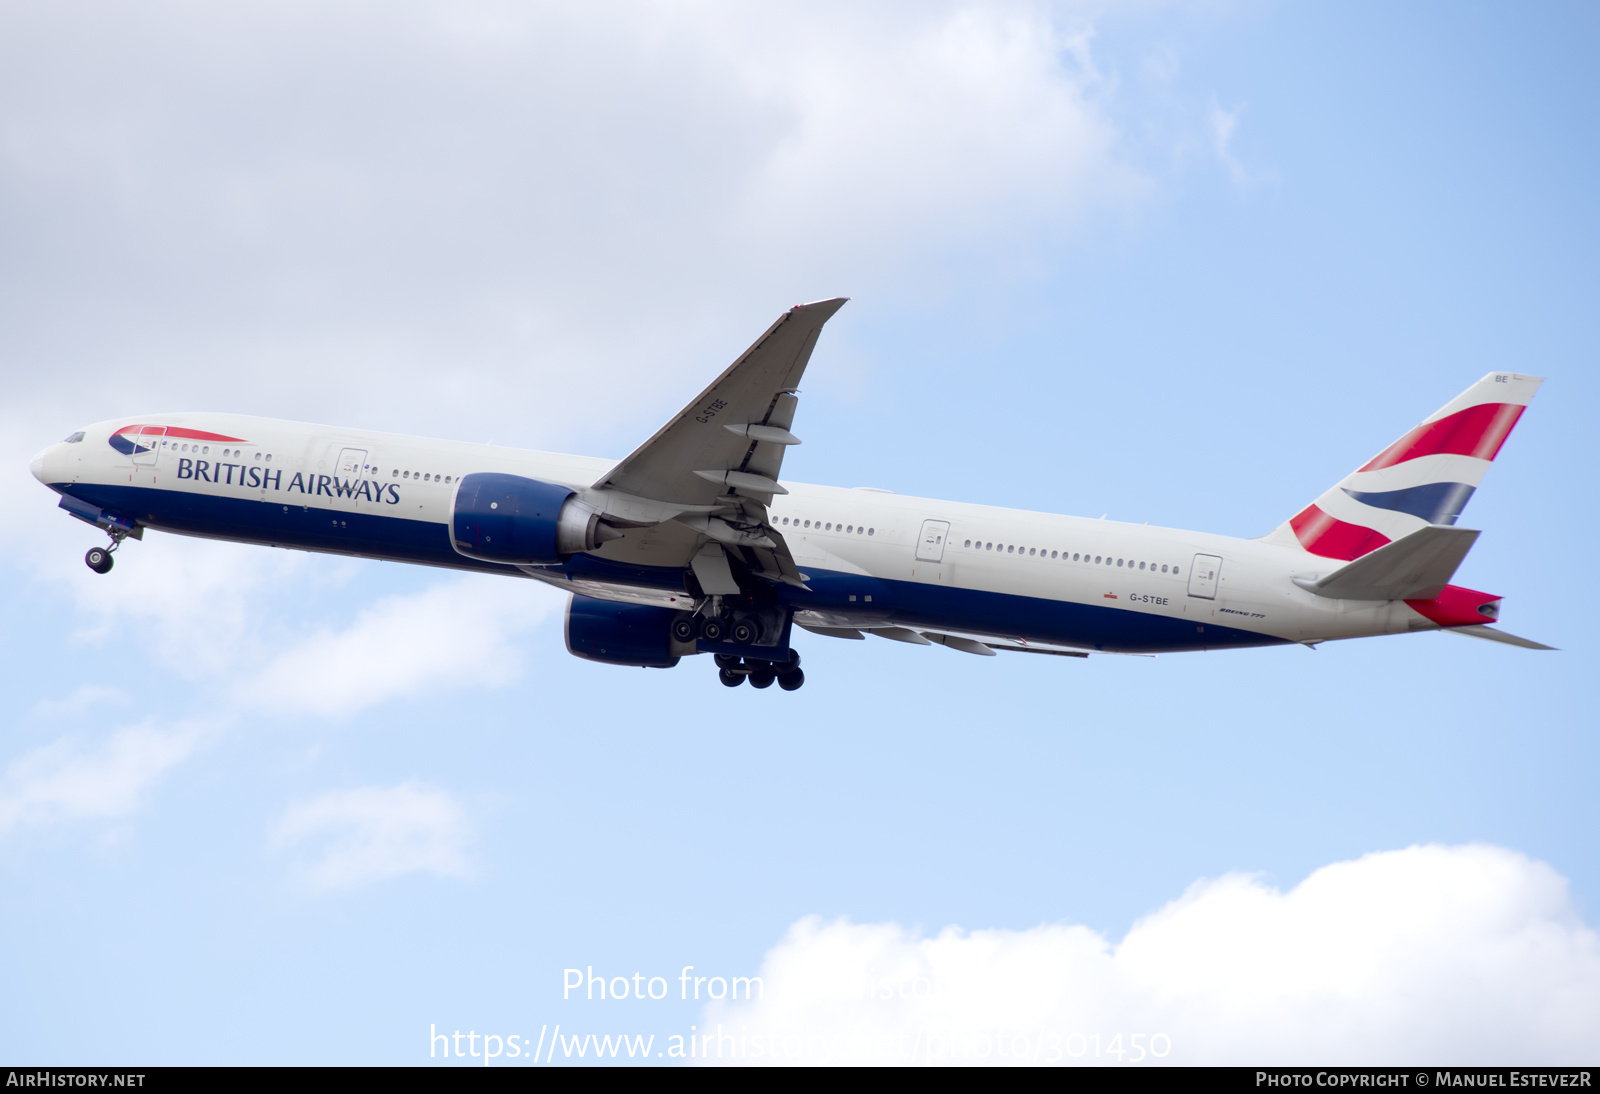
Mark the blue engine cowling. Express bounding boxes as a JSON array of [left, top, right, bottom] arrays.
[[451, 472, 613, 564], [565, 594, 689, 668]]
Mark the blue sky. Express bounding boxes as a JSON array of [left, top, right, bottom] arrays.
[[1, 1, 1596, 1066]]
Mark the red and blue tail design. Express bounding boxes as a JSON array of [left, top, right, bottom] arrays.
[[1265, 373, 1542, 560]]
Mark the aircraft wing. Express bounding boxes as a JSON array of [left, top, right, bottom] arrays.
[[589, 298, 848, 590]]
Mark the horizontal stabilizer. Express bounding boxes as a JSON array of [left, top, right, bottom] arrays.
[[1295, 524, 1478, 600], [1445, 624, 1557, 651]]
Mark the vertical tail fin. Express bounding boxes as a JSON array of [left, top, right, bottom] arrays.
[[1264, 372, 1543, 559]]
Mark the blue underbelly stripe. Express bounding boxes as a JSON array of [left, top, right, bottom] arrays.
[[783, 569, 1282, 654], [56, 482, 1284, 655]]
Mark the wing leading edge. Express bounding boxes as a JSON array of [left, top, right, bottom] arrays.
[[589, 298, 848, 589]]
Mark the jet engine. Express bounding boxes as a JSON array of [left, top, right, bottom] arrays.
[[565, 594, 693, 668], [450, 472, 620, 564]]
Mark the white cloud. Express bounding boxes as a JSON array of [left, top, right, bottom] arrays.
[[238, 572, 561, 718], [0, 549, 559, 838], [1208, 96, 1255, 187], [0, 719, 212, 836], [0, 0, 1156, 840], [0, 1, 1144, 448], [64, 536, 326, 680], [727, 7, 1135, 262], [272, 780, 473, 890], [701, 845, 1600, 1065], [28, 683, 128, 721]]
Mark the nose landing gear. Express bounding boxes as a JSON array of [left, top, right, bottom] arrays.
[[85, 527, 132, 574]]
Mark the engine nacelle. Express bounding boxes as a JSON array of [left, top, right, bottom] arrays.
[[565, 594, 691, 668], [450, 472, 614, 564]]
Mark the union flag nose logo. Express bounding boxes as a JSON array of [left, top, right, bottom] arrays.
[[108, 424, 247, 456]]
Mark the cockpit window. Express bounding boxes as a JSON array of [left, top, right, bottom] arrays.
[[64, 431, 85, 443]]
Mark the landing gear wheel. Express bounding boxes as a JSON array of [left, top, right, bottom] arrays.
[[700, 617, 726, 643], [730, 618, 761, 645], [749, 669, 776, 689], [713, 653, 743, 670], [777, 668, 805, 691], [718, 667, 744, 688], [85, 547, 113, 574], [671, 615, 697, 643]]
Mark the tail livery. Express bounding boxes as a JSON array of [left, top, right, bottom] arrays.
[[1267, 372, 1550, 648], [1269, 372, 1542, 560]]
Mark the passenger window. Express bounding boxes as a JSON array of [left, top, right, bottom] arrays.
[[1173, 567, 1180, 576], [1029, 548, 1036, 556]]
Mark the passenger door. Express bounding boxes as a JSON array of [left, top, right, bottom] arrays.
[[912, 518, 951, 583], [1188, 554, 1223, 599], [131, 425, 165, 466], [317, 443, 373, 515], [916, 519, 950, 563], [131, 425, 165, 485]]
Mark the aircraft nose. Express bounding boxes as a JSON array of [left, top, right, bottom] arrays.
[[30, 447, 48, 484]]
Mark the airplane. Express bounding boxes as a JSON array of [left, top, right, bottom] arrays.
[[29, 297, 1552, 691]]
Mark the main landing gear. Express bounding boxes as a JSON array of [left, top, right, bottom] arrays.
[[716, 651, 804, 691]]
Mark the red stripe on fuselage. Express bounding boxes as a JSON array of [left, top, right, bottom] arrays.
[[1359, 402, 1524, 472], [1289, 504, 1391, 560], [116, 424, 247, 443]]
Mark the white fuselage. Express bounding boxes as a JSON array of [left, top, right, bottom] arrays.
[[33, 412, 1443, 656]]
